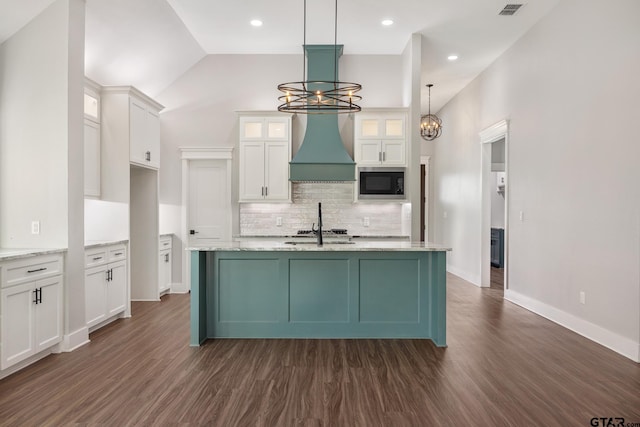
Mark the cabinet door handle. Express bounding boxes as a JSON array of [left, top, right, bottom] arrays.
[[27, 267, 47, 273], [383, 152, 386, 161], [106, 270, 110, 281], [145, 151, 151, 161], [165, 253, 169, 263], [93, 256, 103, 261], [37, 288, 42, 304], [265, 186, 268, 197], [114, 252, 123, 256], [109, 269, 113, 281], [378, 152, 381, 162], [33, 289, 38, 304]]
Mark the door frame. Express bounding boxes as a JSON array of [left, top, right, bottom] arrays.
[[420, 155, 431, 242], [179, 147, 233, 293], [479, 120, 509, 289]]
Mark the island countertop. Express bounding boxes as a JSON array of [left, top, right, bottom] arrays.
[[187, 240, 451, 252]]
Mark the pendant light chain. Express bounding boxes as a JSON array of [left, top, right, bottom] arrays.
[[277, 0, 362, 114], [334, 0, 338, 84]]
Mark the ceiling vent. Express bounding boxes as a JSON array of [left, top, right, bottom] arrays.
[[499, 4, 524, 15]]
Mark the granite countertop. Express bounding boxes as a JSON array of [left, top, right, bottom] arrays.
[[0, 247, 67, 261], [85, 239, 129, 249], [187, 240, 451, 252]]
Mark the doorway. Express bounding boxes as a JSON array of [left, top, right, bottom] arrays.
[[479, 121, 508, 290], [179, 148, 233, 293], [188, 160, 231, 246], [420, 156, 430, 242], [490, 140, 505, 289]]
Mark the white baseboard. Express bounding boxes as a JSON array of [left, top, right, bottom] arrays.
[[505, 289, 640, 363], [447, 265, 481, 287], [62, 326, 90, 352], [170, 281, 189, 294]]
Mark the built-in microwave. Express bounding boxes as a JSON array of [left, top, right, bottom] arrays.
[[358, 167, 405, 199]]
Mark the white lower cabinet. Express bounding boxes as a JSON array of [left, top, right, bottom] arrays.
[[85, 244, 127, 330], [1, 254, 64, 370], [159, 236, 172, 294]]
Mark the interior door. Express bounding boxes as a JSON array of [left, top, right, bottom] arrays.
[[188, 160, 231, 246]]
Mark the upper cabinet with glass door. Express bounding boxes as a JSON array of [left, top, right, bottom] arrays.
[[84, 78, 101, 197], [239, 116, 290, 141], [354, 110, 407, 166]]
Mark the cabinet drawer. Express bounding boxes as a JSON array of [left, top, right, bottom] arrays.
[[108, 246, 127, 263], [159, 237, 172, 250], [85, 249, 108, 268], [2, 255, 63, 288]]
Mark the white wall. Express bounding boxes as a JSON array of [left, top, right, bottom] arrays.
[[0, 0, 71, 248], [0, 0, 87, 346], [430, 0, 640, 361], [156, 53, 405, 280]]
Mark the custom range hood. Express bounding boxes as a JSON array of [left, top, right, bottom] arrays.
[[289, 45, 356, 182]]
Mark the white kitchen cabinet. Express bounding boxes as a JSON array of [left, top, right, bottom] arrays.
[[130, 97, 161, 169], [238, 114, 291, 202], [1, 254, 63, 370], [354, 112, 407, 166], [101, 87, 163, 173], [158, 236, 172, 294], [85, 244, 128, 331]]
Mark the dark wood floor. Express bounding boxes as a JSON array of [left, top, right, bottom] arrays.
[[490, 266, 504, 289], [1, 274, 639, 426]]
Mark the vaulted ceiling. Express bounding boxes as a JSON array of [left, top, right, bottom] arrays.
[[1, 0, 561, 112]]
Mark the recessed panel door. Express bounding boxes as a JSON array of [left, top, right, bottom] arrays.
[[188, 160, 231, 246], [1, 283, 35, 369], [34, 277, 62, 352]]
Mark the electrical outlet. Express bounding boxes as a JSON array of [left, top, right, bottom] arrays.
[[363, 217, 370, 227], [31, 221, 40, 235], [519, 211, 524, 222], [276, 217, 282, 226], [579, 291, 586, 305]]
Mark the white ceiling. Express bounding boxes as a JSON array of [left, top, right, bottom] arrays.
[[1, 0, 561, 112]]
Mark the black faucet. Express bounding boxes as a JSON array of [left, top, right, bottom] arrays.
[[311, 202, 323, 246]]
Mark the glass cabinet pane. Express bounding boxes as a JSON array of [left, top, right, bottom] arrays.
[[244, 122, 263, 138], [84, 93, 99, 119], [267, 121, 286, 139], [385, 119, 403, 137], [361, 119, 379, 137]]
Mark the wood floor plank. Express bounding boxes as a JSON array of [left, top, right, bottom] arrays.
[[1, 276, 639, 426]]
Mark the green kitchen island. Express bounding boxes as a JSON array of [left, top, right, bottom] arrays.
[[189, 241, 451, 347]]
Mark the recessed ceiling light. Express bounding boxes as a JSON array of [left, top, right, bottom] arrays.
[[381, 19, 394, 26], [250, 19, 263, 27], [448, 55, 459, 61]]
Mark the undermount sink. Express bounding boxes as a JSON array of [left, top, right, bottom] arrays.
[[284, 241, 355, 245]]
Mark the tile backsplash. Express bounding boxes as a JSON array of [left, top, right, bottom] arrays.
[[240, 183, 411, 236]]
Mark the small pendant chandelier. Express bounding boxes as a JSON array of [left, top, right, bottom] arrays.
[[420, 84, 442, 140], [277, 0, 362, 114]]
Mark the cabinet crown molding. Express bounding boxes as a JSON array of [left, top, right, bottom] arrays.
[[101, 86, 164, 111]]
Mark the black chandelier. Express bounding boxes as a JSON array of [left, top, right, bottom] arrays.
[[277, 0, 362, 114], [420, 84, 442, 140]]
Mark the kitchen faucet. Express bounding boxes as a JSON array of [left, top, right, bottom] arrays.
[[311, 202, 323, 246]]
